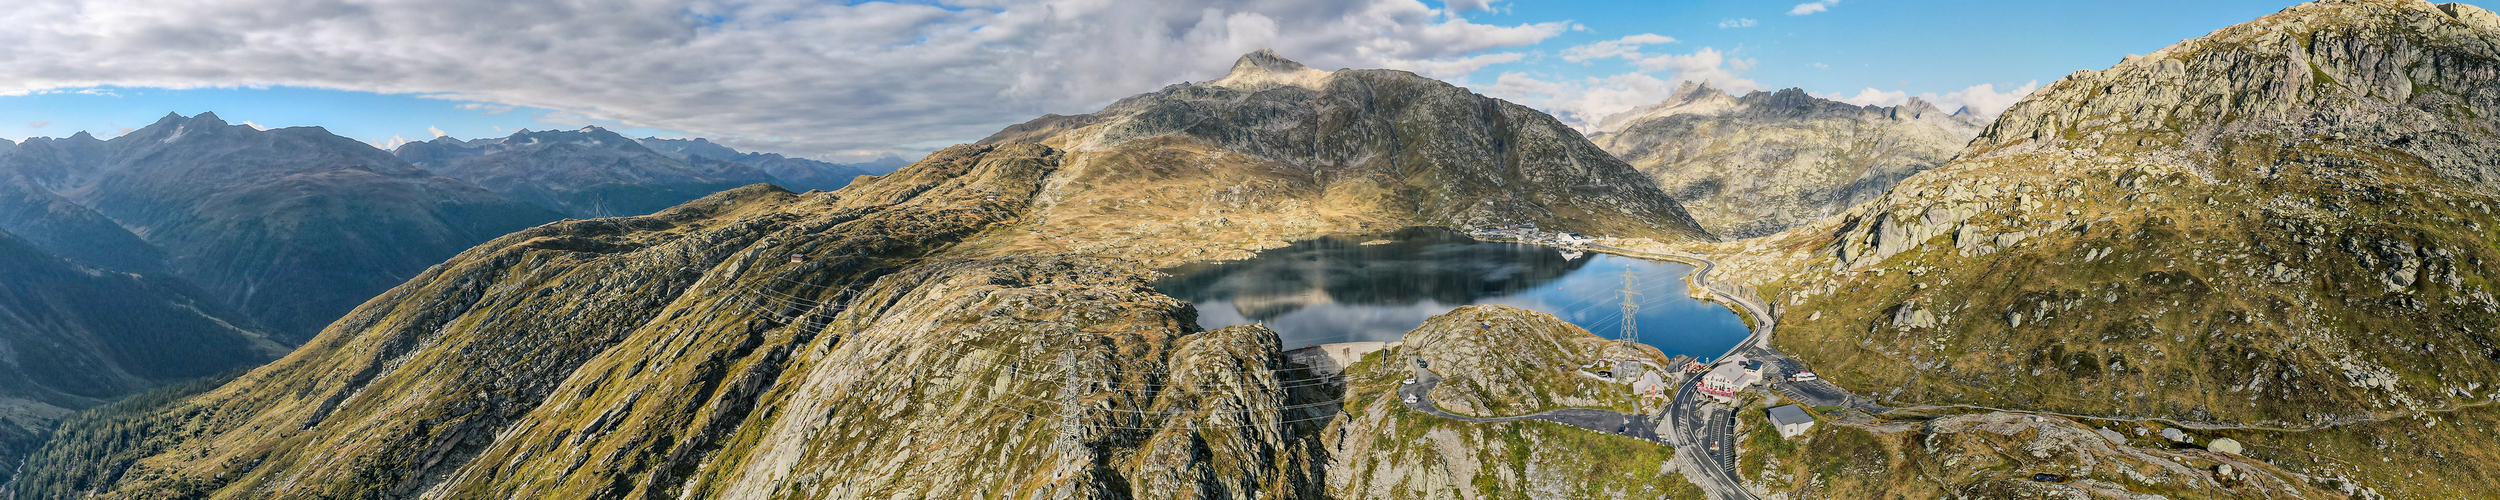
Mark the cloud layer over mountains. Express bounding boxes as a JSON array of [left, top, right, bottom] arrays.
[[0, 0, 1564, 158]]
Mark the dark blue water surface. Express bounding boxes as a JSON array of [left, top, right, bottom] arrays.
[[1155, 227, 1751, 359]]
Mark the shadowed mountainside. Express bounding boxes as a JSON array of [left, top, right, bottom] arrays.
[[0, 113, 561, 342]]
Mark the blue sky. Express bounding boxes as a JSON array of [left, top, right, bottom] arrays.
[[0, 0, 2304, 160], [1491, 0, 2296, 95]]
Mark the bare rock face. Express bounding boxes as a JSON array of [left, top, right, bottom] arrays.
[[1591, 83, 1987, 238], [1971, 0, 2500, 187], [974, 50, 1713, 265]]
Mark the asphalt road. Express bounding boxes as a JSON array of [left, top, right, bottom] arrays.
[[1398, 364, 1666, 443], [1382, 245, 1892, 500]]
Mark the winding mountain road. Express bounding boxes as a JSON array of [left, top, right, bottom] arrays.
[[1402, 240, 1885, 500], [1602, 246, 1885, 500], [1397, 366, 1664, 441]]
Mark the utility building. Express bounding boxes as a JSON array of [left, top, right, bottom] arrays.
[[1767, 404, 1815, 438]]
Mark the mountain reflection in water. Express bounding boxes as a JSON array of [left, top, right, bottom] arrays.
[[1155, 227, 1751, 358]]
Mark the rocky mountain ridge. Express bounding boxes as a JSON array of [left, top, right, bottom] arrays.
[[970, 49, 1713, 265], [1591, 82, 1987, 238], [1661, 1, 2500, 496], [635, 137, 884, 192], [394, 127, 779, 218], [0, 112, 561, 341]]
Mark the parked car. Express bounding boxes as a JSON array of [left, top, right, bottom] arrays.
[[1403, 377, 1416, 385], [1792, 371, 1819, 382]]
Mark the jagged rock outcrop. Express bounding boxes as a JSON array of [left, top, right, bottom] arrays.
[[1403, 305, 1665, 417], [1970, 0, 2500, 186], [396, 127, 778, 217], [636, 137, 878, 192], [1590, 83, 1987, 238], [973, 50, 1712, 264], [0, 113, 561, 341], [1690, 7, 2500, 491]]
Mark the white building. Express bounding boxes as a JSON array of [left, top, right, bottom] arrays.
[[1767, 404, 1815, 438], [1697, 354, 1762, 403]]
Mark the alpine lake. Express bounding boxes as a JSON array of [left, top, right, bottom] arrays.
[[1154, 227, 1751, 359]]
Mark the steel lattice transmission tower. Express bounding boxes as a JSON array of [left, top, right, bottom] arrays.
[[1619, 269, 1641, 346]]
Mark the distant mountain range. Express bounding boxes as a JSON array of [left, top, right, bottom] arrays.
[[1591, 83, 1986, 238], [392, 127, 893, 218], [637, 137, 906, 190], [0, 115, 883, 483], [0, 113, 563, 342]]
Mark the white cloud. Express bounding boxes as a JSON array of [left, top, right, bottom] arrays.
[[370, 135, 415, 150], [1630, 47, 1757, 87], [455, 102, 514, 114], [240, 120, 266, 131], [1717, 18, 1757, 28], [1559, 34, 1678, 64], [1812, 80, 2041, 117], [1790, 0, 1840, 15], [0, 0, 1563, 158], [26, 120, 46, 129], [1470, 47, 1758, 131], [427, 126, 447, 138], [1811, 62, 1829, 68]]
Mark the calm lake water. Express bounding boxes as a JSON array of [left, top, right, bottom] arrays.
[[1155, 227, 1751, 359]]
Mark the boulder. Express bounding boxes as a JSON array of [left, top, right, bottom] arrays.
[[2208, 437, 2244, 455]]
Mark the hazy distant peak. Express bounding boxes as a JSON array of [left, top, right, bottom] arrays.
[[1209, 49, 1332, 91], [1590, 82, 1743, 133]]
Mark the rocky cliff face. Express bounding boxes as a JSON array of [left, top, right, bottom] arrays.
[[972, 50, 1712, 264], [1676, 2, 2500, 496], [0, 113, 561, 342], [396, 127, 778, 218], [637, 137, 876, 192], [1590, 83, 1986, 239]]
